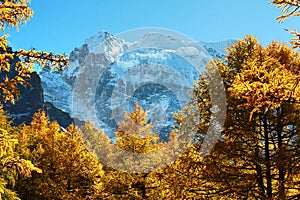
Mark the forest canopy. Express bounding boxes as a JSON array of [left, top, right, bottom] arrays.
[[0, 0, 300, 199]]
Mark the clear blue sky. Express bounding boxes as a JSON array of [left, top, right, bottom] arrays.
[[5, 0, 300, 54]]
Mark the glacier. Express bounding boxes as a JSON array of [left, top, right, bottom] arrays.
[[40, 30, 234, 140]]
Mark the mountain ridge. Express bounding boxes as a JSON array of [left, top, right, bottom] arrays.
[[39, 30, 234, 139]]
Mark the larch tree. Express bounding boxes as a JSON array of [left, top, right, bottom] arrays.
[[0, 0, 69, 104], [0, 1, 69, 199], [0, 105, 41, 200], [227, 36, 300, 199], [15, 111, 104, 200], [99, 103, 166, 200], [150, 141, 208, 199], [271, 0, 300, 48], [174, 36, 300, 199]]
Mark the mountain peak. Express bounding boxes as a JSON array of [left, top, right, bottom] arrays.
[[84, 30, 115, 51], [40, 30, 233, 139]]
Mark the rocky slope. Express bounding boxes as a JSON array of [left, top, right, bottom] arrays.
[[3, 53, 73, 128], [39, 31, 234, 139]]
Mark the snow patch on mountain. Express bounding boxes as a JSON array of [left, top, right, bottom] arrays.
[[199, 39, 235, 58], [40, 30, 233, 139]]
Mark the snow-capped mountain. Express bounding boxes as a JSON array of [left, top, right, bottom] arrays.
[[40, 30, 233, 139], [199, 40, 235, 58]]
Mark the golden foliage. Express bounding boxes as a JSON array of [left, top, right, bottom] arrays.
[[0, 0, 69, 104], [270, 0, 300, 48], [170, 36, 300, 199], [229, 36, 300, 119], [15, 111, 104, 199], [0, 0, 33, 31], [0, 105, 41, 200], [99, 103, 166, 199], [116, 102, 161, 154]]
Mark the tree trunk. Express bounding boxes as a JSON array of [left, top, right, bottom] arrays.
[[262, 115, 272, 198], [277, 108, 286, 199]]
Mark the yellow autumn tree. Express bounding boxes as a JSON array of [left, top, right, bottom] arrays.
[[0, 2, 69, 198], [173, 36, 300, 199], [270, 0, 300, 48], [14, 111, 104, 200], [78, 119, 114, 168], [149, 142, 208, 199], [0, 105, 40, 200], [98, 103, 167, 199], [0, 0, 69, 104], [227, 36, 300, 199]]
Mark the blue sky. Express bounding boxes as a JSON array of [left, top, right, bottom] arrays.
[[6, 0, 300, 54]]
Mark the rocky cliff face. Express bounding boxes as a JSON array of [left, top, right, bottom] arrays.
[[3, 54, 73, 128], [39, 30, 233, 140], [4, 72, 44, 125], [42, 102, 73, 128]]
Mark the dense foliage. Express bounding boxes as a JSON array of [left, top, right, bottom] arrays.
[[0, 0, 300, 199], [0, 0, 69, 104], [176, 36, 300, 199]]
